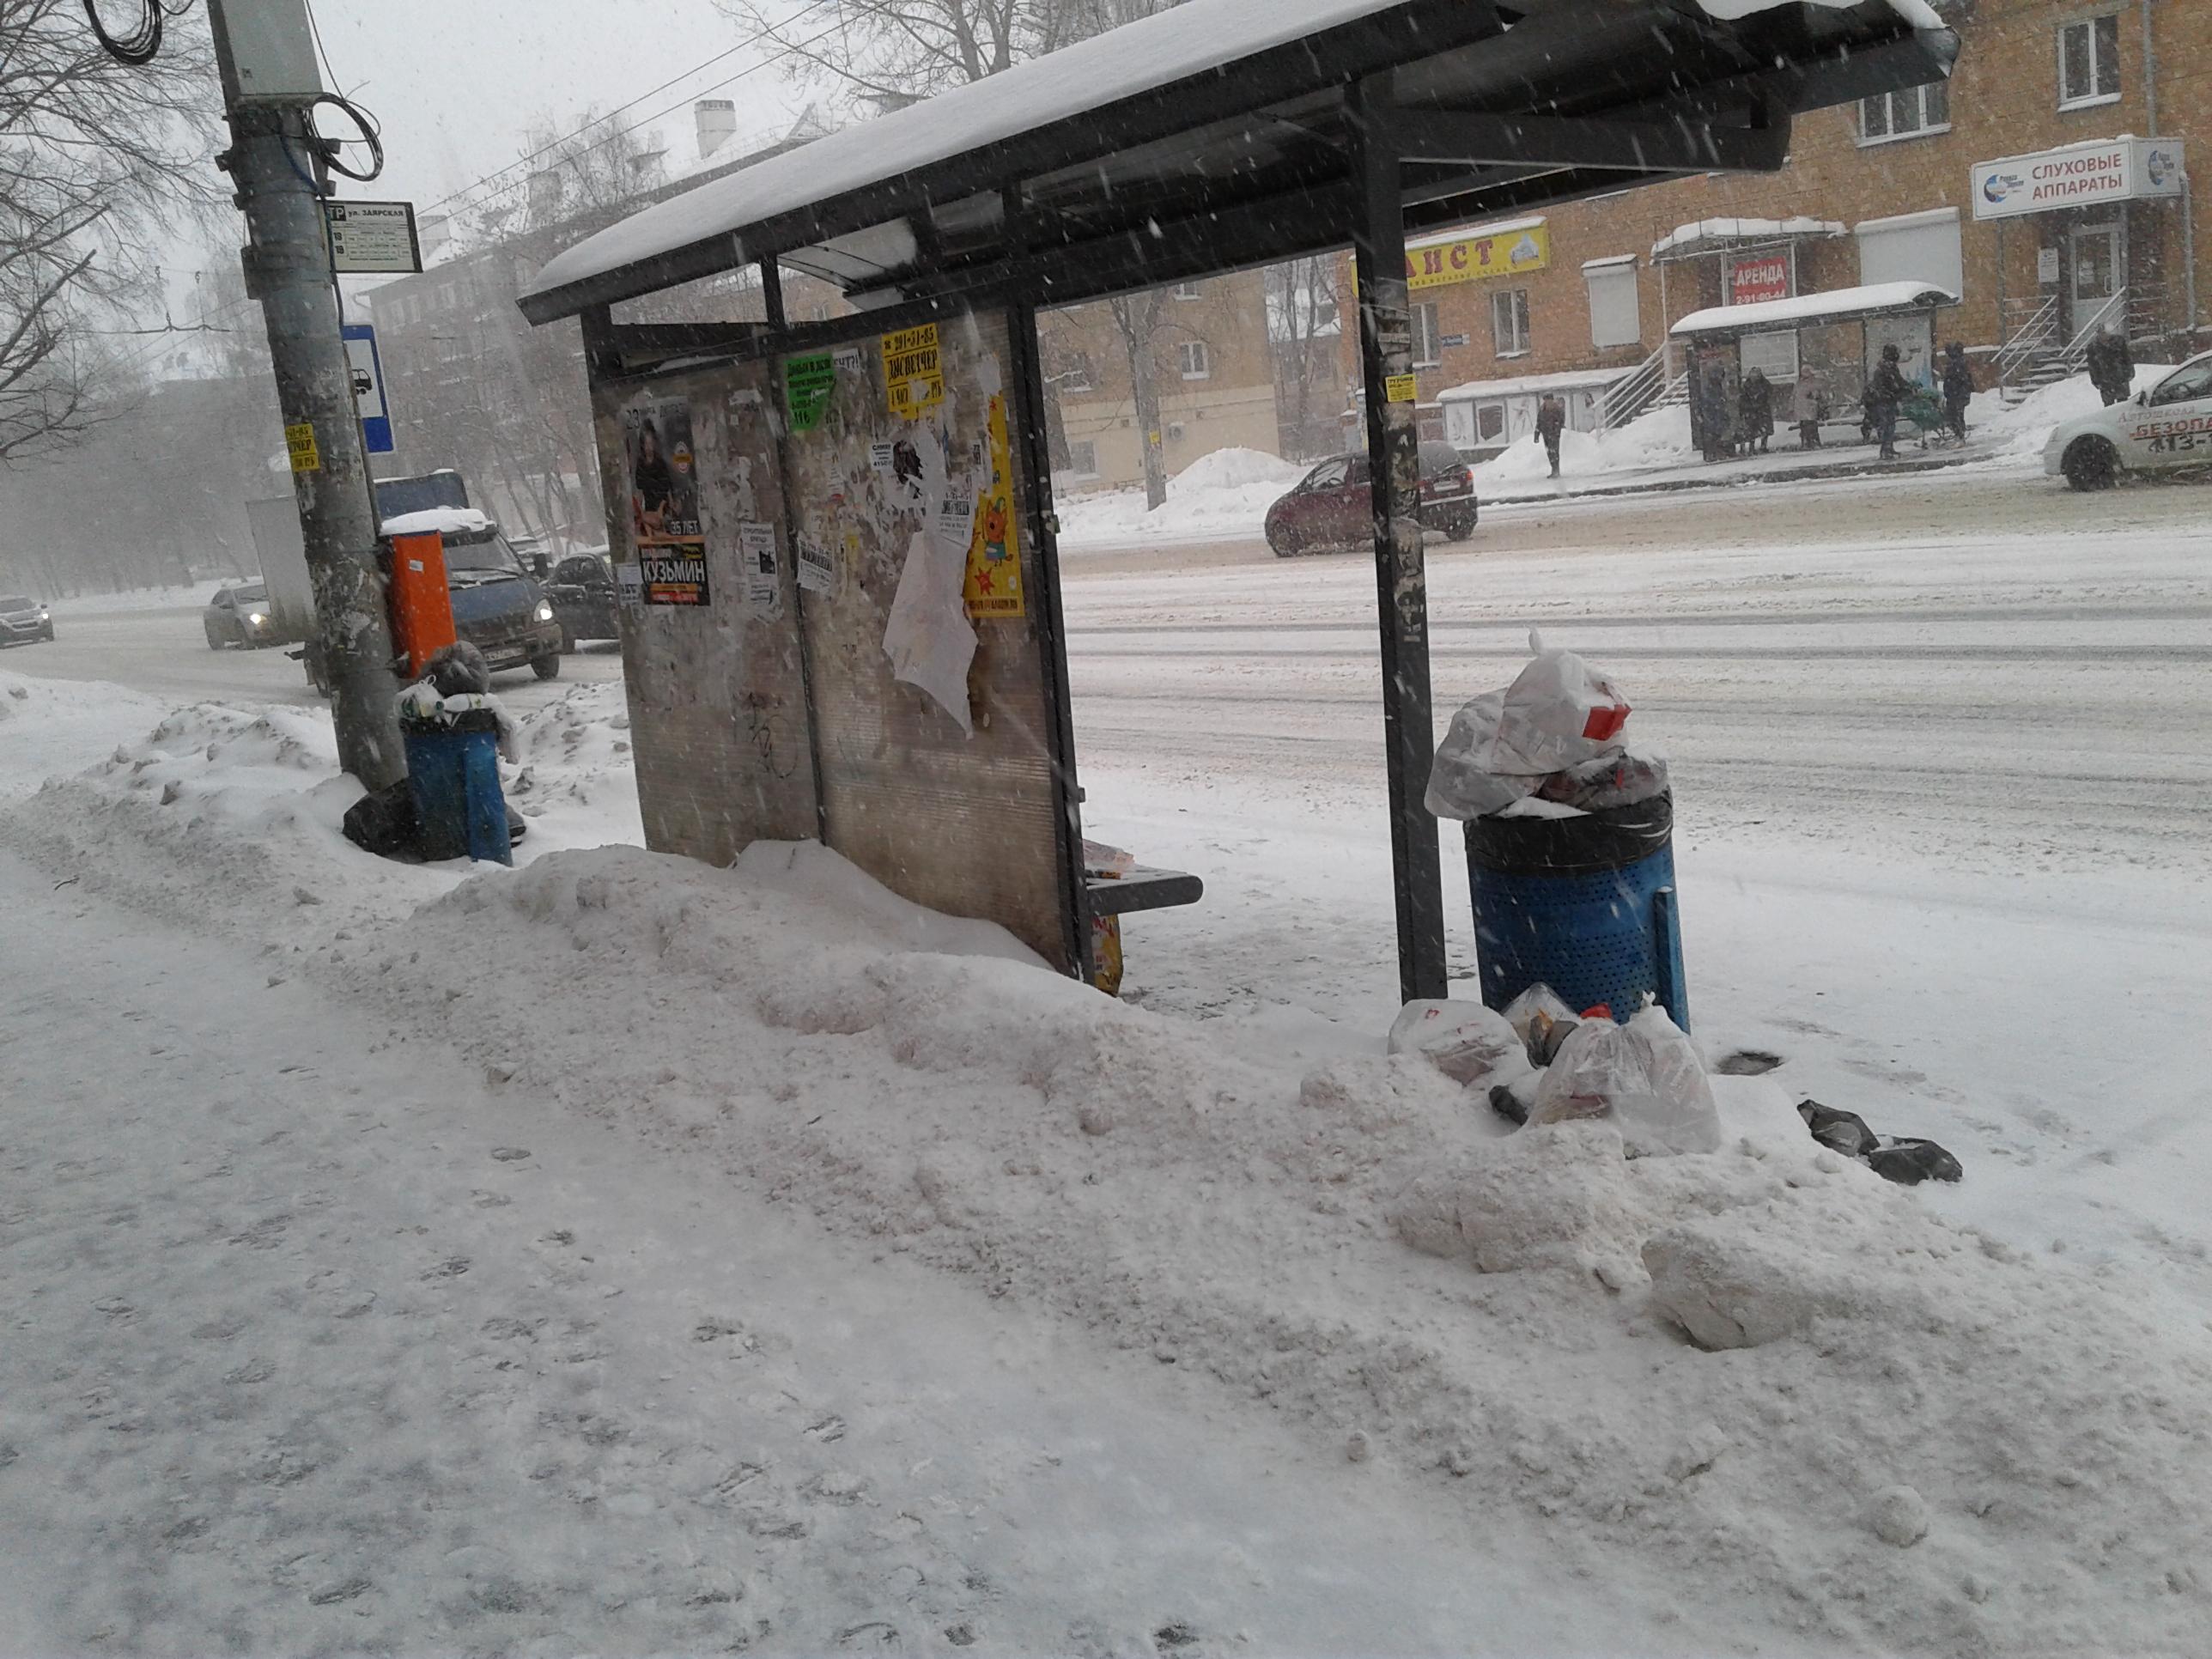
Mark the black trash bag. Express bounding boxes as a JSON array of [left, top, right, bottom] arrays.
[[342, 777, 417, 858], [1798, 1097, 1880, 1158], [1797, 1097, 1962, 1185], [342, 777, 526, 860], [1865, 1138, 1964, 1186], [421, 640, 492, 696]]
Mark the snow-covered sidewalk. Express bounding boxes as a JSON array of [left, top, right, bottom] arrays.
[[7, 668, 2212, 1655]]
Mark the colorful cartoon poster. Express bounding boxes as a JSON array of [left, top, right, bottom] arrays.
[[961, 391, 1024, 619], [880, 324, 944, 420], [622, 398, 708, 605]]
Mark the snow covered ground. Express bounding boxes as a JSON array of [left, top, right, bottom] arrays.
[[6, 468, 2212, 1654]]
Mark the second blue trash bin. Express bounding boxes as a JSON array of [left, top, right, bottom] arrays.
[[1465, 790, 1687, 1031], [401, 701, 512, 866]]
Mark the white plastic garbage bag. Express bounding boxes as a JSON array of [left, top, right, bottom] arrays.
[[1528, 1006, 1720, 1156], [1388, 999, 1534, 1091], [1502, 982, 1579, 1066], [1426, 645, 1633, 821]]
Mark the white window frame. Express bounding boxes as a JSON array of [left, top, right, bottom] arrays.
[[2057, 14, 2121, 111], [1063, 439, 1099, 477], [1177, 340, 1211, 380], [1412, 301, 1443, 368], [1857, 80, 1951, 146], [1492, 288, 1531, 359], [1173, 280, 1204, 300], [1059, 351, 1093, 393], [1583, 258, 1641, 349]]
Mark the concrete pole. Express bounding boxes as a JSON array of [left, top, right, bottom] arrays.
[[208, 4, 404, 788]]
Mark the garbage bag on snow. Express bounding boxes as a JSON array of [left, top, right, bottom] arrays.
[[1528, 1006, 1721, 1156], [1425, 644, 1634, 821], [1502, 982, 1580, 1067], [1388, 999, 1534, 1091]]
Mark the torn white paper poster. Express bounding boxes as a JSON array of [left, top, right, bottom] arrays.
[[795, 535, 835, 596], [738, 521, 780, 614], [933, 479, 977, 561], [615, 562, 645, 606], [882, 528, 976, 735]]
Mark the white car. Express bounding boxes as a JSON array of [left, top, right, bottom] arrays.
[[2044, 351, 2212, 490]]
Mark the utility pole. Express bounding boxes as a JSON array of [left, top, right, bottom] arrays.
[[206, 0, 404, 787]]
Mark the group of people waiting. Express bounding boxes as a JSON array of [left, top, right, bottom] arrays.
[[1695, 343, 1977, 465]]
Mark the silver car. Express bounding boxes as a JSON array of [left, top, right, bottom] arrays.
[[203, 583, 277, 649], [0, 593, 52, 646]]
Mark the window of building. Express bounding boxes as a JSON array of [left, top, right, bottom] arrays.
[[1858, 80, 1950, 143], [1060, 351, 1093, 392], [1063, 440, 1099, 476], [1173, 281, 1203, 300], [1492, 289, 1531, 357], [1177, 340, 1211, 380], [2058, 14, 2120, 108], [1412, 301, 1442, 368], [1856, 206, 1965, 300], [1584, 259, 1640, 348]]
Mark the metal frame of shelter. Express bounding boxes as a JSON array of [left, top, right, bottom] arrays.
[[522, 0, 1955, 1003]]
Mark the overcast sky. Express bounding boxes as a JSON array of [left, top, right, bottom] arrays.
[[311, 0, 813, 217]]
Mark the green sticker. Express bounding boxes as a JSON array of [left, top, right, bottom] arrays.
[[785, 352, 836, 433]]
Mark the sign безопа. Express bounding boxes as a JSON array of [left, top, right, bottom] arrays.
[[1971, 137, 2185, 221]]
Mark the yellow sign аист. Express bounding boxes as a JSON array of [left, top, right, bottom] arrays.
[[1405, 223, 1551, 290], [285, 421, 320, 472]]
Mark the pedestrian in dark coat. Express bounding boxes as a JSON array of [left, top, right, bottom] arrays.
[[1738, 368, 1775, 454], [1697, 363, 1731, 462], [1864, 343, 1910, 461], [1940, 342, 1973, 442], [2086, 326, 2134, 405], [1534, 392, 1568, 477]]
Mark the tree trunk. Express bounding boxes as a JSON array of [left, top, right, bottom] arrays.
[[1115, 292, 1169, 510]]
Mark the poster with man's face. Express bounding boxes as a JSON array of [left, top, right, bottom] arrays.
[[621, 398, 709, 605]]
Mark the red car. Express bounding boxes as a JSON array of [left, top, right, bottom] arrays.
[[1264, 441, 1479, 557]]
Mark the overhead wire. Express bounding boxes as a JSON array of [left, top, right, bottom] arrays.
[[81, 0, 163, 64]]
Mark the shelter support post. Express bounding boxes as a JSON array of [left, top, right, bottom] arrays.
[[1348, 76, 1449, 1006], [759, 256, 831, 842]]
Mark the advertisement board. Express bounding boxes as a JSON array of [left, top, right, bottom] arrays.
[[1971, 137, 2185, 222], [1729, 252, 1791, 307], [1405, 222, 1552, 290]]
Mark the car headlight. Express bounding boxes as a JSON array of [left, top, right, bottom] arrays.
[[534, 600, 554, 623], [247, 611, 267, 625]]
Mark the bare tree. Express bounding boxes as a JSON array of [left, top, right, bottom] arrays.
[[0, 0, 216, 464], [715, 0, 1176, 112], [1266, 258, 1343, 460]]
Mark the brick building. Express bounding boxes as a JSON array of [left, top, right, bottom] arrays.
[[1340, 0, 2205, 441], [1038, 270, 1281, 489]]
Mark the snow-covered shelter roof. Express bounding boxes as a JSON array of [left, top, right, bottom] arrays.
[[380, 507, 493, 540], [1671, 279, 1957, 337], [520, 0, 1955, 323], [1437, 368, 1626, 401]]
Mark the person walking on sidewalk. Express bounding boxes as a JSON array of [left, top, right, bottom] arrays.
[[1738, 368, 1775, 455], [1940, 342, 1973, 443], [1793, 373, 1825, 450], [2086, 325, 2134, 405], [1534, 392, 1567, 477], [1864, 343, 1910, 461]]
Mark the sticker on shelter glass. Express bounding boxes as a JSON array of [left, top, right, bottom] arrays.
[[962, 390, 1024, 619], [880, 324, 944, 420], [796, 534, 836, 596], [785, 353, 836, 434], [623, 398, 708, 607], [738, 521, 781, 615]]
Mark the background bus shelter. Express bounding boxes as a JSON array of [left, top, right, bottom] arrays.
[[520, 0, 1955, 1002], [1672, 278, 1959, 447]]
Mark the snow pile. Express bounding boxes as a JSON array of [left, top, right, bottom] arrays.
[[502, 679, 644, 848], [1476, 402, 1692, 489], [37, 579, 228, 615], [11, 685, 2212, 1653], [1058, 446, 1306, 549], [1974, 364, 2173, 461], [0, 670, 170, 802]]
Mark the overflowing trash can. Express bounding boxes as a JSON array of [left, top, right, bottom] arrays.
[[1427, 641, 1688, 1030], [401, 696, 511, 866], [1462, 790, 1686, 1031]]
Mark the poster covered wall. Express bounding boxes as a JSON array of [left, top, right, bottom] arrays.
[[622, 398, 710, 605]]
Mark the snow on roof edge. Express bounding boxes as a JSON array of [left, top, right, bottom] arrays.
[[381, 507, 492, 540], [1670, 279, 1957, 336], [1436, 367, 1628, 401], [1650, 216, 1846, 258]]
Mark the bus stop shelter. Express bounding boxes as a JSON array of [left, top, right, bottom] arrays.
[[519, 0, 1956, 1002]]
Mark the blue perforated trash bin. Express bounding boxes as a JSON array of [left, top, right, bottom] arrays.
[[1464, 791, 1687, 1031], [402, 708, 511, 866]]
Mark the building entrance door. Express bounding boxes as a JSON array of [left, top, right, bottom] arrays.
[[2068, 220, 2125, 340]]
